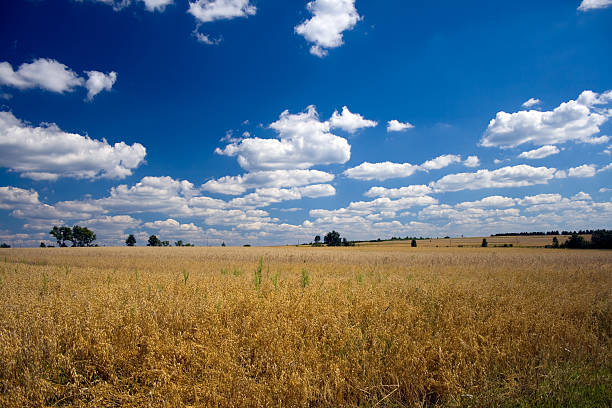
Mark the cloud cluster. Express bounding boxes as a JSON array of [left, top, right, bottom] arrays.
[[344, 154, 481, 181], [295, 0, 361, 57], [430, 165, 557, 192], [188, 0, 256, 23], [578, 0, 612, 11], [76, 0, 173, 12], [387, 120, 414, 132], [202, 169, 334, 195], [0, 111, 146, 181], [481, 90, 612, 148], [216, 105, 351, 170], [0, 58, 117, 100], [329, 106, 377, 133], [518, 145, 560, 159]]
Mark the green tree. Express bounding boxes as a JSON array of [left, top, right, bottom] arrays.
[[126, 234, 136, 247], [552, 236, 559, 248], [481, 238, 488, 248], [314, 235, 321, 244], [221, 241, 226, 247], [49, 226, 73, 247], [0, 243, 10, 248], [561, 233, 588, 249], [175, 240, 184, 247], [162, 240, 170, 247], [324, 230, 342, 246], [411, 239, 417, 247], [591, 229, 612, 249], [72, 225, 96, 247], [40, 242, 46, 248], [147, 235, 162, 247]]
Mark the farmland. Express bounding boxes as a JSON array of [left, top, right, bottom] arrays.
[[0, 246, 610, 407]]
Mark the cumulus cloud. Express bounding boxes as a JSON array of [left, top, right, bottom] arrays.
[[345, 154, 480, 181], [578, 0, 612, 11], [456, 196, 516, 209], [463, 155, 480, 168], [364, 185, 433, 199], [598, 162, 612, 173], [522, 98, 541, 108], [202, 169, 334, 195], [430, 165, 558, 193], [481, 90, 612, 148], [295, 0, 361, 57], [387, 119, 414, 132], [421, 154, 462, 170], [80, 0, 173, 11], [84, 71, 117, 100], [0, 111, 146, 181], [517, 194, 562, 206], [518, 145, 560, 159], [0, 186, 41, 210], [216, 105, 350, 171], [0, 58, 117, 99], [568, 164, 597, 178], [188, 0, 256, 23], [193, 32, 222, 45], [229, 184, 335, 208], [0, 58, 83, 93], [329, 106, 377, 133], [344, 161, 420, 181]]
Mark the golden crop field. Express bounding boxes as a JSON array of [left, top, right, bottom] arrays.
[[0, 246, 610, 407]]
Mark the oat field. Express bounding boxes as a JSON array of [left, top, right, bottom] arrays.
[[0, 246, 610, 407]]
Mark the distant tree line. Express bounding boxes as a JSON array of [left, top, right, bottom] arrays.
[[311, 231, 355, 247], [492, 230, 597, 237], [48, 225, 96, 247], [551, 230, 612, 249]]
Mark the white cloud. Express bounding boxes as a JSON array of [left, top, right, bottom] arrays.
[[144, 218, 203, 235], [572, 192, 592, 201], [228, 184, 335, 208], [0, 58, 116, 100], [481, 90, 612, 148], [597, 162, 612, 173], [578, 0, 612, 11], [463, 155, 480, 168], [345, 154, 479, 181], [430, 165, 557, 193], [0, 58, 83, 93], [0, 186, 41, 210], [518, 194, 562, 206], [568, 164, 597, 178], [344, 161, 420, 181], [188, 0, 256, 23], [295, 0, 361, 57], [194, 32, 222, 45], [364, 185, 433, 199], [202, 169, 334, 195], [518, 145, 560, 159], [0, 111, 146, 181], [387, 119, 414, 132], [329, 106, 377, 133], [140, 0, 173, 11], [300, 184, 336, 198], [84, 71, 117, 100], [216, 105, 351, 171], [522, 98, 541, 108], [456, 196, 516, 209], [421, 154, 462, 171]]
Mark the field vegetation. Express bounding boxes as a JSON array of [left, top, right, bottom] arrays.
[[0, 246, 610, 407]]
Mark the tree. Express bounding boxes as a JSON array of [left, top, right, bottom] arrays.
[[324, 230, 342, 246], [221, 242, 226, 247], [561, 233, 588, 249], [72, 225, 96, 247], [147, 235, 162, 247], [552, 236, 559, 248], [40, 242, 46, 248], [126, 234, 136, 247], [49, 226, 73, 247], [0, 243, 10, 248], [411, 239, 417, 247], [591, 229, 612, 249], [162, 241, 170, 247], [314, 235, 321, 244], [175, 240, 184, 247], [481, 238, 488, 248]]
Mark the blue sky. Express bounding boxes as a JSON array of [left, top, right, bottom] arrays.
[[1, 0, 611, 246]]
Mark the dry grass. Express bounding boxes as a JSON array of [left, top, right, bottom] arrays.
[[0, 246, 610, 407]]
